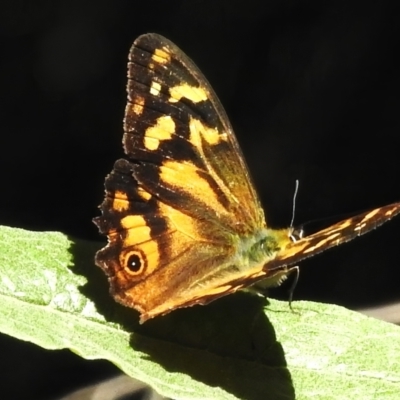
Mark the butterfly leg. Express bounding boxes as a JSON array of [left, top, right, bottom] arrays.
[[249, 265, 300, 308]]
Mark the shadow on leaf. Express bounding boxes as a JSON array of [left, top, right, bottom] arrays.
[[72, 238, 295, 400]]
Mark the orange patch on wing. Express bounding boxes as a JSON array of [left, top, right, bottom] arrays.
[[152, 48, 171, 64], [121, 215, 151, 243], [159, 160, 227, 216], [130, 96, 145, 116], [144, 115, 175, 150], [169, 83, 208, 103], [137, 187, 152, 201], [112, 190, 130, 212], [158, 201, 200, 243], [189, 117, 226, 146], [150, 81, 161, 96]]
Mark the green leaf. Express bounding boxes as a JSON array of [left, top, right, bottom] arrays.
[[1, 225, 400, 399]]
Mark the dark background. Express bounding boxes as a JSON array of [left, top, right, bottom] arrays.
[[1, 1, 400, 398]]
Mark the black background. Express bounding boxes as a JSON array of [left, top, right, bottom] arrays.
[[1, 1, 400, 398]]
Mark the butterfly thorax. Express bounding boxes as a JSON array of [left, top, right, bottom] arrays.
[[233, 227, 293, 273]]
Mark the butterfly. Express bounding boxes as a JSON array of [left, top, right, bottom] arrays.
[[93, 33, 400, 323]]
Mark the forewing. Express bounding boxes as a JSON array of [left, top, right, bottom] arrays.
[[267, 202, 400, 271], [123, 33, 265, 234]]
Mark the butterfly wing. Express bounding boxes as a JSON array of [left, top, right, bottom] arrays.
[[123, 33, 265, 232], [94, 34, 268, 322], [267, 202, 400, 272]]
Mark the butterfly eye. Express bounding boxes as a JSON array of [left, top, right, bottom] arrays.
[[122, 250, 147, 275]]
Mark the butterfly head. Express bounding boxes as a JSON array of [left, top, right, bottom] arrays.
[[289, 226, 304, 243]]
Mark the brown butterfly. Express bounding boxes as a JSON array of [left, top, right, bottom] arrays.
[[93, 33, 400, 323]]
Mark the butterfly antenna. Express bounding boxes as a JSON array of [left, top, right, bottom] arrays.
[[290, 179, 300, 228]]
